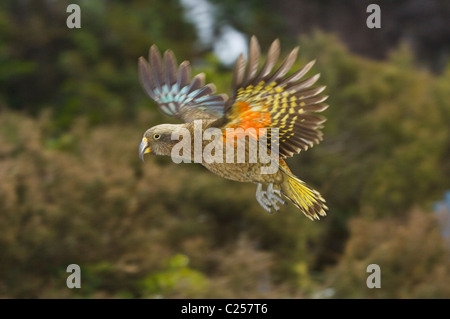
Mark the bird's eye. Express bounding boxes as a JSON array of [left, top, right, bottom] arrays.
[[153, 134, 161, 140]]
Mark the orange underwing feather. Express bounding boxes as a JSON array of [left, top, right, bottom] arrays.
[[218, 36, 329, 158]]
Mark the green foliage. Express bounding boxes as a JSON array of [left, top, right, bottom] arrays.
[[139, 254, 209, 298], [0, 110, 315, 298], [0, 0, 196, 130], [329, 209, 450, 298], [291, 32, 450, 216]]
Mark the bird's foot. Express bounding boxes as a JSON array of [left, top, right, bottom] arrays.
[[256, 183, 286, 213]]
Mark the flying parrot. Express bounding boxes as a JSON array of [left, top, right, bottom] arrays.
[[138, 36, 329, 220]]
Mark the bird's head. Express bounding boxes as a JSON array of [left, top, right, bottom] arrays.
[[139, 123, 187, 161]]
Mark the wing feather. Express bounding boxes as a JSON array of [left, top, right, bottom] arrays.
[[215, 36, 328, 158], [139, 45, 228, 123]]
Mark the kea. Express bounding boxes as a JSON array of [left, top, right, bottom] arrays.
[[138, 36, 329, 220]]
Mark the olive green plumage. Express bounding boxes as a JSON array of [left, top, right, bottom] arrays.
[[138, 36, 329, 220]]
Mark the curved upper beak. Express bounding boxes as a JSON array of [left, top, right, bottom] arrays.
[[139, 137, 150, 162]]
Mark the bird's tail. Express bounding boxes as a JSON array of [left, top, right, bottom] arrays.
[[280, 165, 327, 220]]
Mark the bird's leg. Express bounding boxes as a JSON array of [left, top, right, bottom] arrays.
[[256, 183, 286, 213], [256, 183, 272, 213], [266, 183, 285, 211]]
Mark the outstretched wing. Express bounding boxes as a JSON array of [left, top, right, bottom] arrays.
[[139, 45, 228, 123], [215, 36, 329, 158]]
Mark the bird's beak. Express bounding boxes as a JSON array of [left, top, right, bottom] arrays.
[[139, 137, 150, 162]]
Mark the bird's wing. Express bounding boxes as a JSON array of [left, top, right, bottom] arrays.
[[139, 45, 228, 123], [213, 36, 328, 158]]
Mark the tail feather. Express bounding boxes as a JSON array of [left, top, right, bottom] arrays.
[[280, 166, 327, 220]]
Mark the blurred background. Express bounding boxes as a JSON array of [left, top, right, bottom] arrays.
[[0, 0, 450, 298]]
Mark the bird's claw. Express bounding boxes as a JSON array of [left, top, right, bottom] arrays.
[[256, 183, 286, 213]]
